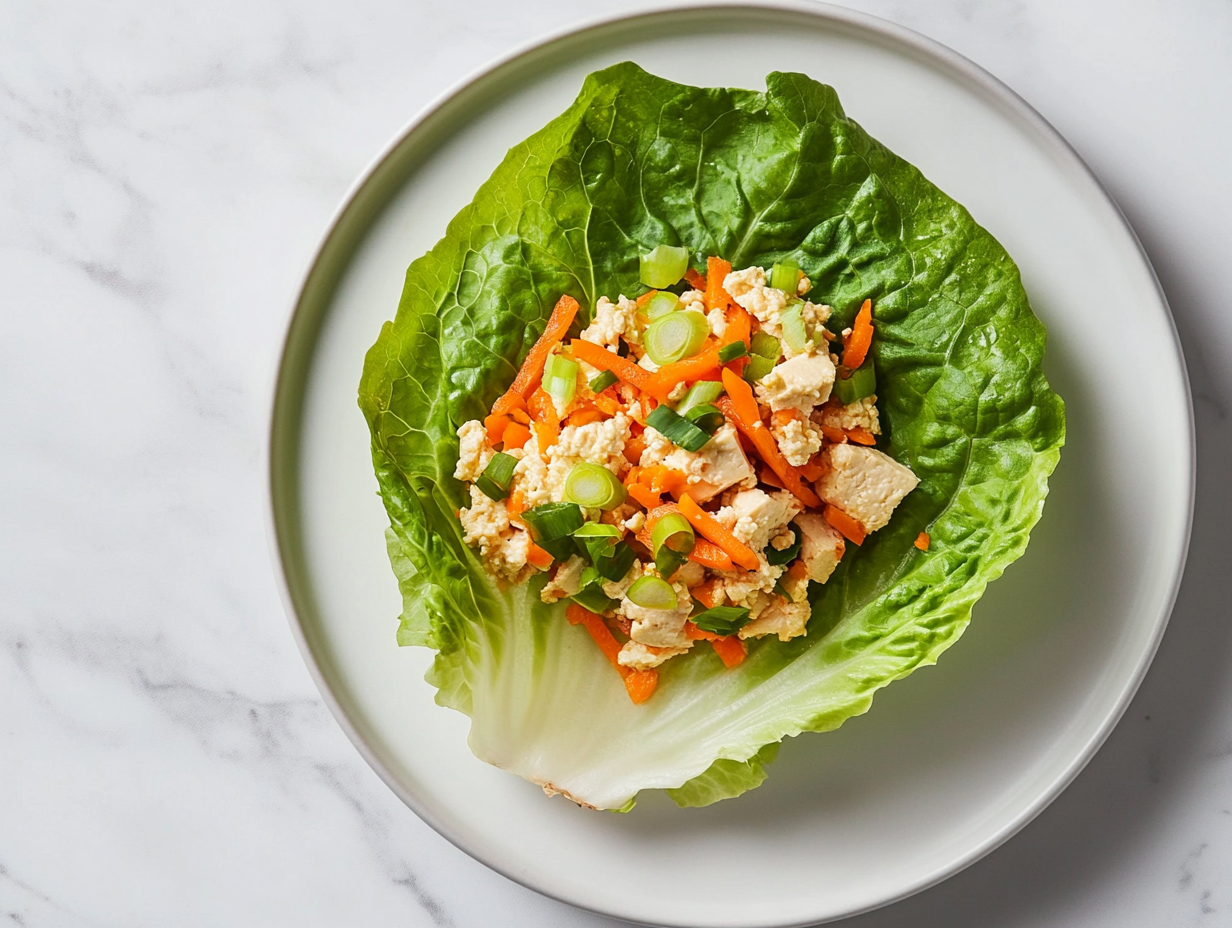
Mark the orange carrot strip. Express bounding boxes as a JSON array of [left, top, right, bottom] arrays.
[[646, 345, 722, 400], [484, 413, 511, 445], [843, 299, 874, 370], [527, 543, 554, 570], [677, 493, 760, 571], [685, 268, 707, 291], [492, 295, 579, 414], [567, 606, 624, 667], [624, 433, 647, 466], [721, 304, 752, 350], [824, 504, 866, 546], [509, 407, 532, 425], [845, 426, 877, 446], [534, 420, 557, 457], [718, 371, 822, 508], [758, 466, 785, 489], [507, 490, 527, 519], [567, 408, 604, 427], [786, 560, 809, 583], [636, 290, 658, 308], [626, 483, 662, 510], [798, 460, 824, 482], [692, 579, 722, 610], [820, 424, 847, 444], [710, 635, 746, 669], [915, 532, 930, 551], [704, 257, 733, 312], [623, 669, 658, 704], [570, 338, 654, 392], [593, 393, 621, 416], [502, 421, 531, 450], [684, 620, 719, 641], [690, 541, 734, 571]]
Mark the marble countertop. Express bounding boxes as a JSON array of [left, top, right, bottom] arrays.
[[3, 0, 1230, 925]]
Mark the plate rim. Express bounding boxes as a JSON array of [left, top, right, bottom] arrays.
[[265, 2, 1196, 924]]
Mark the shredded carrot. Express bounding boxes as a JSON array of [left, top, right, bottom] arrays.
[[567, 606, 624, 666], [636, 290, 658, 308], [845, 426, 877, 446], [842, 299, 874, 369], [565, 604, 590, 626], [690, 540, 735, 571], [570, 338, 654, 392], [718, 370, 822, 508], [533, 420, 557, 457], [721, 304, 752, 350], [824, 504, 866, 546], [527, 387, 556, 423], [684, 620, 719, 641], [509, 407, 532, 425], [484, 412, 510, 445], [567, 407, 605, 427], [678, 492, 760, 571], [527, 543, 554, 570], [502, 421, 532, 450], [786, 560, 809, 583], [626, 482, 662, 510], [645, 345, 722, 400], [623, 433, 647, 466], [820, 424, 847, 444], [492, 295, 579, 415], [692, 579, 722, 610], [593, 393, 621, 416], [758, 466, 785, 489], [710, 635, 746, 669], [704, 257, 733, 312], [798, 459, 824, 482], [685, 267, 708, 291], [624, 669, 658, 703], [507, 490, 527, 518], [915, 532, 930, 551]]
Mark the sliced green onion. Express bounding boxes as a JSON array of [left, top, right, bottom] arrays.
[[520, 502, 584, 542], [750, 332, 781, 360], [743, 354, 776, 383], [780, 301, 809, 353], [643, 291, 679, 319], [674, 381, 724, 417], [573, 521, 620, 560], [718, 341, 747, 363], [691, 605, 751, 636], [834, 359, 877, 405], [564, 463, 626, 511], [569, 566, 617, 613], [588, 369, 618, 393], [543, 353, 578, 409], [645, 404, 712, 452], [683, 403, 724, 434], [764, 523, 802, 566], [651, 512, 695, 555], [627, 575, 678, 610], [595, 540, 637, 582], [644, 311, 708, 365], [770, 260, 800, 293], [639, 244, 690, 289], [474, 452, 517, 501], [773, 579, 795, 602], [654, 546, 687, 580]]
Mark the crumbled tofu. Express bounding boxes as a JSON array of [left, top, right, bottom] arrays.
[[667, 381, 690, 403], [706, 307, 727, 340], [818, 444, 919, 532], [719, 558, 784, 607], [678, 290, 705, 314], [739, 596, 810, 641], [755, 350, 835, 413], [512, 449, 559, 509], [724, 266, 790, 335], [818, 396, 881, 434], [602, 559, 643, 601], [779, 301, 833, 360], [718, 488, 801, 552], [552, 413, 633, 476], [794, 512, 844, 583], [454, 419, 493, 482], [621, 577, 693, 648], [622, 510, 646, 534], [618, 640, 691, 670], [639, 423, 756, 503], [638, 353, 660, 373], [797, 274, 812, 296], [580, 295, 640, 351], [674, 560, 706, 588], [770, 412, 822, 466], [541, 555, 585, 604], [458, 484, 531, 581]]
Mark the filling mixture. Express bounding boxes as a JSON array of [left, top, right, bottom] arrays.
[[454, 248, 921, 704]]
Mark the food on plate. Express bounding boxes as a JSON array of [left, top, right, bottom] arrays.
[[358, 63, 1065, 811]]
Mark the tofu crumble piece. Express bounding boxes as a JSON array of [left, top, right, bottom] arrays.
[[452, 258, 922, 700]]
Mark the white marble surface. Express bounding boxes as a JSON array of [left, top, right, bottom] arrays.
[[1, 0, 1229, 924]]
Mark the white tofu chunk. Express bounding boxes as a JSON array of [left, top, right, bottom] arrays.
[[721, 487, 801, 553], [617, 640, 691, 671], [755, 350, 836, 413], [641, 423, 755, 503], [818, 444, 919, 533], [738, 596, 811, 641], [794, 512, 845, 584]]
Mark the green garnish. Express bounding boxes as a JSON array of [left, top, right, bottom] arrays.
[[596, 540, 637, 582], [718, 341, 747, 363], [543, 353, 578, 409], [644, 310, 708, 365], [639, 244, 689, 289], [573, 522, 620, 559], [691, 605, 751, 636], [764, 523, 802, 566], [627, 575, 678, 610], [645, 404, 712, 452], [770, 260, 800, 293], [569, 566, 617, 613], [643, 291, 679, 319], [474, 452, 517, 501], [834, 359, 877, 405], [588, 369, 618, 393], [651, 513, 695, 556], [779, 301, 808, 353], [742, 355, 775, 383], [674, 380, 724, 417], [564, 463, 627, 511], [750, 332, 780, 360], [521, 502, 584, 544], [683, 403, 724, 434]]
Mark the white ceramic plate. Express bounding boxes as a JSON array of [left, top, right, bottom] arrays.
[[268, 4, 1193, 925]]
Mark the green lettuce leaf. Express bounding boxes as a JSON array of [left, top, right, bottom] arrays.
[[358, 63, 1065, 810]]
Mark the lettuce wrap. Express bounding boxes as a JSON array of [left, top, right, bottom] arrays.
[[358, 63, 1065, 810]]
